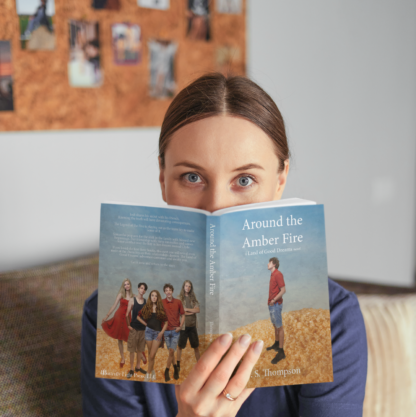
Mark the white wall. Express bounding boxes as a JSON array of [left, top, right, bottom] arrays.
[[247, 0, 416, 286], [0, 129, 164, 272], [1, 0, 415, 286]]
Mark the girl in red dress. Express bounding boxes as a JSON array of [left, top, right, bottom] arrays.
[[101, 279, 133, 367]]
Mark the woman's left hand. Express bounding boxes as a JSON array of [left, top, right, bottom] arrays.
[[157, 332, 163, 342], [175, 333, 263, 417]]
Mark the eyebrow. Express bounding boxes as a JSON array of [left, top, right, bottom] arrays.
[[233, 163, 265, 172], [174, 161, 206, 170], [173, 161, 265, 172]]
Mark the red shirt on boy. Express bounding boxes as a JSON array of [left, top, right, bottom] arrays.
[[162, 297, 185, 330], [268, 269, 285, 305]]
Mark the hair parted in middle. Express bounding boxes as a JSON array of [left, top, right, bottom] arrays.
[[269, 257, 280, 269], [159, 72, 290, 172], [163, 283, 174, 292], [118, 279, 133, 299], [140, 290, 167, 322], [179, 280, 199, 306]]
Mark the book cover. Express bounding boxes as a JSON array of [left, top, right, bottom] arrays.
[[95, 201, 333, 387]]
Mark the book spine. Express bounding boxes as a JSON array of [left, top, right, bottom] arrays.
[[205, 216, 221, 348]]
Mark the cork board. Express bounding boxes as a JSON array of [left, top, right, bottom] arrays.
[[0, 0, 246, 131]]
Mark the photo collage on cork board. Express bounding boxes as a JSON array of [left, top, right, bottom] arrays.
[[0, 0, 246, 130]]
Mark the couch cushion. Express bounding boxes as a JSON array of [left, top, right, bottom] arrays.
[[358, 295, 416, 417], [0, 255, 98, 416]]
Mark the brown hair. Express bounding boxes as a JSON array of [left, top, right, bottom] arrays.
[[163, 283, 174, 293], [269, 257, 280, 269], [140, 290, 167, 322], [179, 280, 199, 306], [159, 72, 290, 171]]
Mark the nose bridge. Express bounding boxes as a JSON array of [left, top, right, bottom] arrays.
[[203, 178, 230, 213]]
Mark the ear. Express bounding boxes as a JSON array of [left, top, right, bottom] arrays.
[[158, 156, 167, 203], [274, 159, 289, 200]]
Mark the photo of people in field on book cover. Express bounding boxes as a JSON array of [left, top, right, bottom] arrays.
[[96, 205, 207, 384], [96, 203, 333, 387]]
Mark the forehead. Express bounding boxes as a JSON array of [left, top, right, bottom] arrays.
[[165, 116, 278, 172]]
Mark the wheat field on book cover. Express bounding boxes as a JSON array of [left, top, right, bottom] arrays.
[[217, 205, 333, 388], [95, 203, 333, 387]]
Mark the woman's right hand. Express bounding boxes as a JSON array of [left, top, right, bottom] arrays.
[[175, 333, 263, 417]]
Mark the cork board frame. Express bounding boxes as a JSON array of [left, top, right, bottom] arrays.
[[0, 0, 246, 131]]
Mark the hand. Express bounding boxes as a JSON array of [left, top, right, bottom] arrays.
[[157, 332, 163, 342], [175, 327, 181, 333], [128, 326, 133, 331], [269, 300, 275, 306], [175, 333, 263, 417], [101, 318, 107, 324]]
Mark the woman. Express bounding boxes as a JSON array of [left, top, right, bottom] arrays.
[[138, 290, 168, 382], [101, 279, 133, 367], [82, 73, 367, 417]]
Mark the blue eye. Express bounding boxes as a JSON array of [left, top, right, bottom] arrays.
[[238, 176, 253, 187], [186, 173, 201, 183]]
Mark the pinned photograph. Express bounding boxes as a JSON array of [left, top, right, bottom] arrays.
[[16, 0, 55, 50], [216, 45, 241, 73], [138, 0, 169, 10], [148, 40, 177, 98], [0, 41, 14, 111], [216, 0, 241, 14], [186, 0, 210, 41], [68, 20, 102, 88], [92, 0, 120, 10], [112, 24, 142, 65]]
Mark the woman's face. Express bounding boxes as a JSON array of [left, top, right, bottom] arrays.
[[159, 116, 289, 213], [151, 292, 158, 303], [124, 281, 130, 291]]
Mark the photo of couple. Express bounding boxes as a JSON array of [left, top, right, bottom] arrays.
[[99, 279, 200, 383], [68, 20, 102, 88]]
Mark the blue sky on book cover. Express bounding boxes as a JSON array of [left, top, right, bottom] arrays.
[[218, 205, 328, 333]]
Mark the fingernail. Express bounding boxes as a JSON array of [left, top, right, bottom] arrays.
[[219, 333, 233, 346], [239, 334, 251, 347], [253, 340, 264, 354]]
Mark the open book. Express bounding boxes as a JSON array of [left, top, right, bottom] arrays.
[[96, 199, 333, 387]]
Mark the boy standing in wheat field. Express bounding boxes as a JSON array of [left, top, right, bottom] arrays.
[[266, 257, 287, 364]]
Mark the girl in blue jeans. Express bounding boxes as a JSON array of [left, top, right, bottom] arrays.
[[138, 290, 168, 381]]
